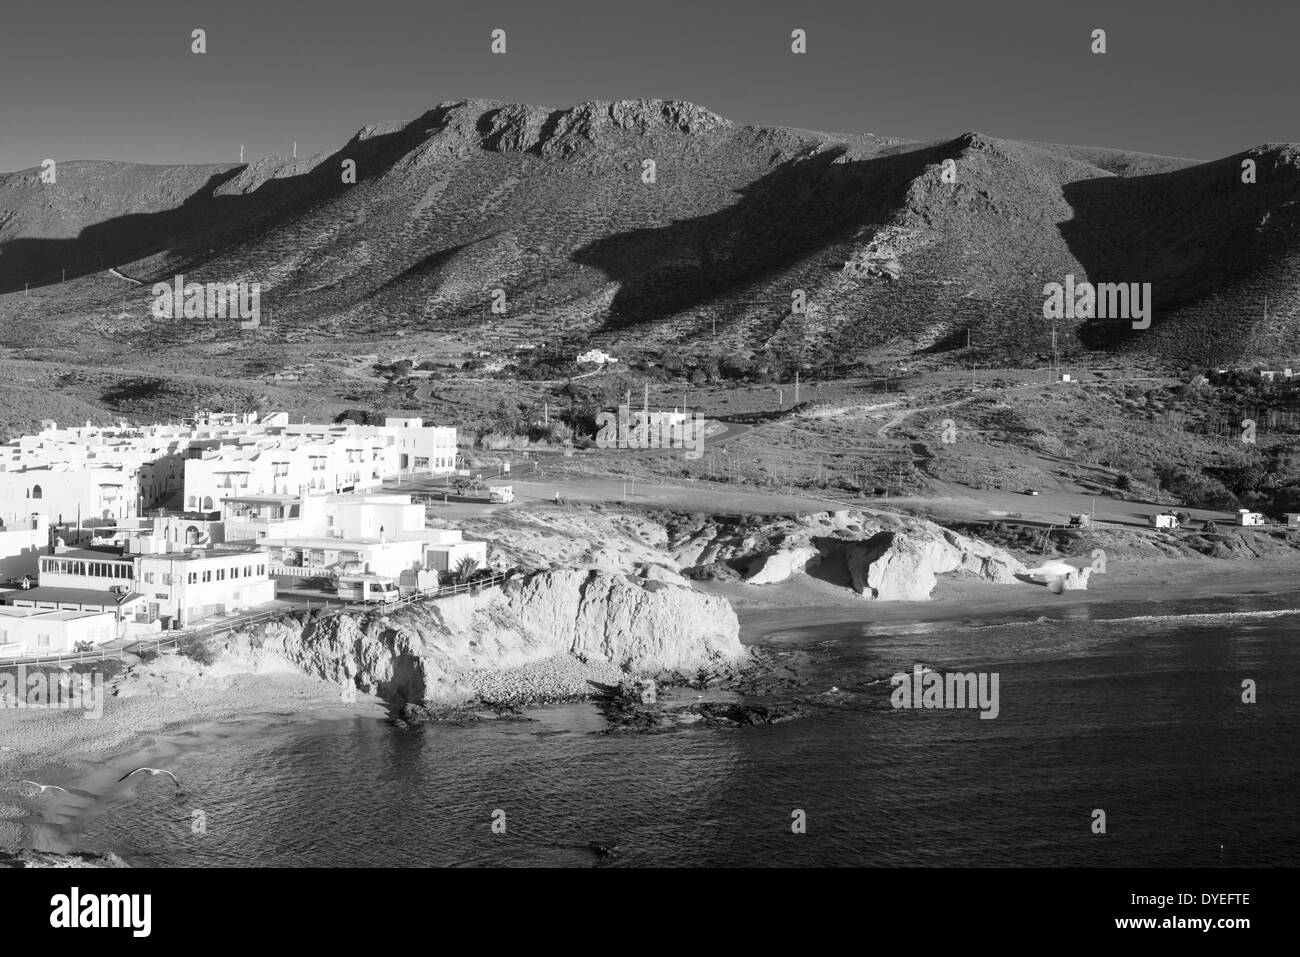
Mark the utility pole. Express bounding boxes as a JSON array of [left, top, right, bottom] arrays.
[[240, 144, 244, 163], [795, 370, 800, 404]]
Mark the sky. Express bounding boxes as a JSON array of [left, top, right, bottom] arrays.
[[1, 0, 1295, 171]]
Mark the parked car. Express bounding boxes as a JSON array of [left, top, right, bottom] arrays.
[[1024, 489, 1040, 496]]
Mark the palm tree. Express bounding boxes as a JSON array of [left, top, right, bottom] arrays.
[[454, 555, 479, 584]]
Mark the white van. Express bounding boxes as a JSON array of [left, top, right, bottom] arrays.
[[336, 575, 400, 603]]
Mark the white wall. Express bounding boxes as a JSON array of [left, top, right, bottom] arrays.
[[0, 516, 48, 578]]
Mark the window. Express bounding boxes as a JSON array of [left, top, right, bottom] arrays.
[[31, 484, 42, 499], [144, 572, 154, 584], [258, 564, 265, 576], [202, 570, 212, 583], [37, 634, 51, 647], [231, 567, 239, 579], [217, 568, 225, 581], [188, 572, 197, 585]]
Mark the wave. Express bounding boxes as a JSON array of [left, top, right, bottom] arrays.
[[968, 608, 1300, 630]]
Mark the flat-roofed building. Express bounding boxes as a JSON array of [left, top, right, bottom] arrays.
[[0, 413, 455, 535], [3, 586, 145, 618], [38, 548, 136, 591], [135, 549, 276, 627], [0, 606, 117, 657], [0, 513, 48, 579]]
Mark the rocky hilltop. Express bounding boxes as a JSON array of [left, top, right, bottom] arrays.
[[6, 98, 1300, 366]]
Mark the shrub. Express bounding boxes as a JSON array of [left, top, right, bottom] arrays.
[[177, 634, 219, 667]]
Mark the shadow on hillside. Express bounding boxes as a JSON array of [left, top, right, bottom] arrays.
[[571, 142, 956, 333], [0, 104, 484, 295], [1057, 152, 1300, 355]]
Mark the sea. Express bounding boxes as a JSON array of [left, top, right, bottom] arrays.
[[49, 590, 1300, 867]]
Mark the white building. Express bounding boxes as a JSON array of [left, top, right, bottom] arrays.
[[0, 421, 188, 528], [0, 607, 117, 657], [576, 349, 619, 365], [0, 414, 455, 533], [183, 420, 456, 511], [218, 491, 486, 580], [421, 528, 487, 574], [136, 549, 275, 627], [0, 514, 49, 579], [2, 542, 274, 629]]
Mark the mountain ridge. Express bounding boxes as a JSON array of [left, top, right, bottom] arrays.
[[2, 98, 1298, 369]]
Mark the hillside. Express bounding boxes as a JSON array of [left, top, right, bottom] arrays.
[[2, 98, 1299, 370]]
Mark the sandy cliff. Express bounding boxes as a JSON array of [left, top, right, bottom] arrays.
[[214, 568, 743, 706]]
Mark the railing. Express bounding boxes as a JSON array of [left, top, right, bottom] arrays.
[[376, 572, 508, 610], [270, 564, 319, 578], [0, 640, 136, 668]]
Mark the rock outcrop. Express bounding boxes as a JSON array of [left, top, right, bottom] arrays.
[[218, 568, 743, 706], [845, 530, 1021, 600], [453, 504, 1026, 603], [744, 545, 820, 584], [673, 508, 1024, 600], [0, 850, 130, 868]]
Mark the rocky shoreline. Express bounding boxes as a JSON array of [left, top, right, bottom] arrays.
[[387, 644, 825, 732], [1, 849, 130, 869]]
